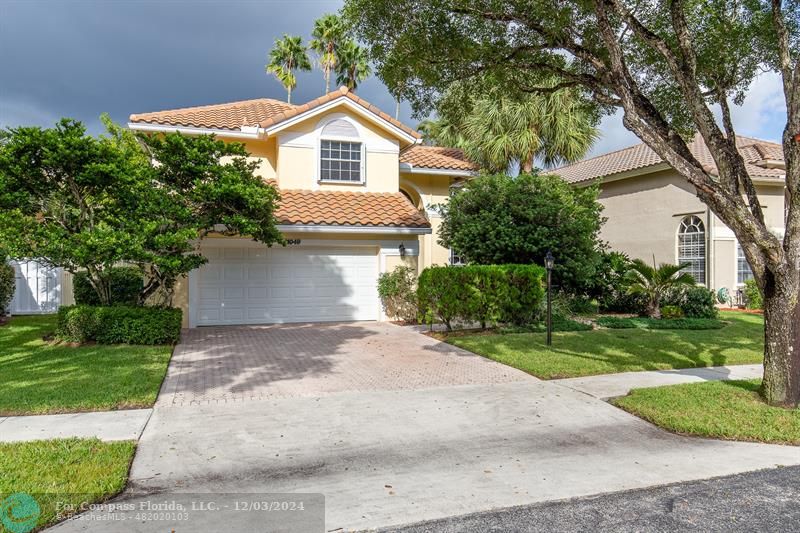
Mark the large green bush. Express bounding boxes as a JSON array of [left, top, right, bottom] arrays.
[[417, 264, 545, 330], [73, 267, 144, 306], [744, 279, 763, 310], [377, 266, 418, 322], [589, 251, 646, 314], [56, 305, 182, 345], [0, 261, 14, 316]]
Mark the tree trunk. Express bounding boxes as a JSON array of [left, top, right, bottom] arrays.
[[287, 86, 292, 104], [761, 269, 800, 407]]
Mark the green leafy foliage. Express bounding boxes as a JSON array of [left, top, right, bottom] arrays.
[[660, 305, 685, 320], [73, 267, 143, 306], [0, 117, 282, 306], [498, 316, 592, 334], [625, 260, 696, 318], [744, 279, 764, 310], [56, 305, 182, 345], [681, 287, 719, 319], [596, 316, 724, 330], [0, 261, 13, 316], [377, 265, 418, 322], [417, 264, 545, 330], [437, 172, 604, 293], [585, 251, 645, 314]]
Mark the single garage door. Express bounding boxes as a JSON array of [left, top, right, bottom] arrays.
[[195, 245, 379, 325]]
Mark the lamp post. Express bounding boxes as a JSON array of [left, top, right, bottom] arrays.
[[545, 251, 555, 347]]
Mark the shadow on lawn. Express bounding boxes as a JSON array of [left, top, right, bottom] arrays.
[[450, 313, 764, 377]]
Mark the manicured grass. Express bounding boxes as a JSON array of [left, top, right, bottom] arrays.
[[0, 438, 136, 530], [612, 380, 800, 445], [447, 311, 763, 379], [0, 315, 173, 415], [595, 316, 725, 330]]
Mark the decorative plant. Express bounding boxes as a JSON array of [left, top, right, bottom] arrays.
[[624, 260, 696, 319]]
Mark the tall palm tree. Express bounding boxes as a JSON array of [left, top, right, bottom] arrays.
[[425, 80, 599, 173], [310, 14, 345, 93], [265, 34, 312, 104], [624, 259, 696, 319], [335, 40, 372, 92]]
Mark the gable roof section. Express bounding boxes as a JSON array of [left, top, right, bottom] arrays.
[[275, 189, 430, 229], [129, 87, 421, 142], [399, 145, 477, 172], [129, 98, 296, 131], [552, 135, 785, 185]]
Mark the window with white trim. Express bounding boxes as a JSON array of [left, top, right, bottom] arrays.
[[737, 242, 754, 285], [450, 249, 465, 266], [678, 215, 706, 284], [319, 118, 364, 183]]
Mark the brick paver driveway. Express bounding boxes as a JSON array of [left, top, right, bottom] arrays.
[[159, 322, 528, 406]]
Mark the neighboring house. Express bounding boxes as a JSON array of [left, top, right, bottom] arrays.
[[126, 86, 474, 327], [552, 135, 787, 299]]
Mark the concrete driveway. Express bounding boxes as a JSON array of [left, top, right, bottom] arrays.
[[50, 323, 800, 533]]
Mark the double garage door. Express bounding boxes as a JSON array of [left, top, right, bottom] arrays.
[[195, 245, 380, 326]]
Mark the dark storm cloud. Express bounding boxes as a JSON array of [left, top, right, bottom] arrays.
[[0, 0, 410, 134]]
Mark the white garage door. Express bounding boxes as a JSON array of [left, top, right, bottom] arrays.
[[195, 245, 380, 326]]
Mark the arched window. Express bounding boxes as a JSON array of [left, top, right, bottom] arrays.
[[678, 215, 706, 284], [319, 118, 364, 183]]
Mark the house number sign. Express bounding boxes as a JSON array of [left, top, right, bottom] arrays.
[[286, 239, 302, 245]]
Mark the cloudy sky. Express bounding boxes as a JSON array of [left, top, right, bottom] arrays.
[[0, 0, 788, 159]]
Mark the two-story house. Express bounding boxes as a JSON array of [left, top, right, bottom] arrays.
[[124, 87, 474, 327]]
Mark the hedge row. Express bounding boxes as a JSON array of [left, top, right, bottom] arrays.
[[417, 265, 545, 330], [56, 305, 182, 345], [596, 316, 725, 330]]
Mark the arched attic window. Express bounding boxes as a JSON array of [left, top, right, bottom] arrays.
[[319, 118, 364, 183], [678, 215, 706, 284]]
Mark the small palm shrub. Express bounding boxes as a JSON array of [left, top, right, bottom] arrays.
[[624, 260, 696, 318], [377, 266, 419, 322], [0, 261, 14, 316], [744, 279, 763, 310]]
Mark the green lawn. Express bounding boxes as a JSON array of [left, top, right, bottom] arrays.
[[447, 311, 764, 379], [0, 315, 173, 415], [613, 380, 800, 445], [0, 438, 136, 530]]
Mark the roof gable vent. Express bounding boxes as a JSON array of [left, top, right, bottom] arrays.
[[322, 118, 358, 138]]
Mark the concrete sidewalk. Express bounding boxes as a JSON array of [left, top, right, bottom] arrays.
[[0, 409, 152, 442], [552, 364, 764, 399]]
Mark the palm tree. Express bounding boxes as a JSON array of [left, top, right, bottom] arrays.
[[310, 14, 345, 93], [425, 80, 598, 173], [335, 40, 372, 92], [624, 259, 696, 319], [266, 34, 312, 104]]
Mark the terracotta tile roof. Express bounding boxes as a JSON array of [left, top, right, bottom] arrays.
[[129, 98, 297, 131], [552, 135, 785, 184], [260, 86, 421, 139], [399, 145, 477, 171], [275, 189, 430, 228], [129, 87, 421, 139]]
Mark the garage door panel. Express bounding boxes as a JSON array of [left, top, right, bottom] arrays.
[[196, 245, 379, 326]]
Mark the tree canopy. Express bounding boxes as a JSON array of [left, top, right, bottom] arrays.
[[344, 0, 800, 406], [438, 172, 605, 293], [0, 116, 282, 305]]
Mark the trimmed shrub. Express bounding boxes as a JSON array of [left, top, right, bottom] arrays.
[[0, 262, 14, 316], [744, 279, 763, 310], [417, 265, 546, 330], [56, 305, 182, 345], [73, 267, 144, 306], [596, 316, 724, 330], [681, 287, 718, 318], [661, 305, 685, 319], [377, 266, 419, 322]]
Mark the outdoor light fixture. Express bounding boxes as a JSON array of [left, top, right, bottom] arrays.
[[545, 251, 555, 347], [399, 243, 406, 258]]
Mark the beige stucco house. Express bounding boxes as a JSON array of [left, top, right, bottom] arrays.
[[122, 87, 473, 327], [552, 135, 787, 300]]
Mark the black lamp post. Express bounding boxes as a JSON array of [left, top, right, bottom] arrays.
[[545, 251, 555, 346]]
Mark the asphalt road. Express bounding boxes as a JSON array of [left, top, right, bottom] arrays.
[[381, 465, 800, 532]]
